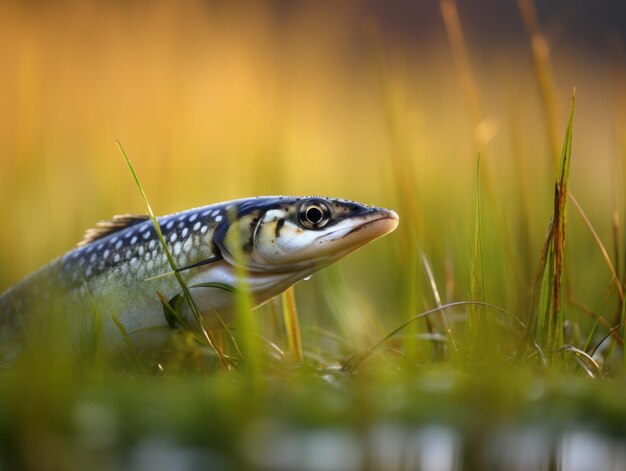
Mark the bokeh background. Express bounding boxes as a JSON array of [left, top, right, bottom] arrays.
[[1, 0, 625, 337], [3, 2, 626, 470]]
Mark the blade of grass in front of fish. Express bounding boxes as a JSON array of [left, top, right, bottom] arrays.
[[225, 206, 262, 383], [156, 291, 192, 331], [530, 90, 575, 352], [281, 287, 303, 363], [185, 283, 243, 360], [117, 141, 231, 371]]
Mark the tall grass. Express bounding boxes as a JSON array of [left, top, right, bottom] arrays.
[[467, 153, 487, 363], [530, 92, 574, 351], [281, 287, 303, 363]]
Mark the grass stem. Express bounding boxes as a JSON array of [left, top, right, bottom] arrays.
[[116, 141, 230, 371], [281, 287, 303, 363]]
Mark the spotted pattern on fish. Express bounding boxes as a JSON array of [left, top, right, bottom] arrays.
[[59, 207, 227, 286]]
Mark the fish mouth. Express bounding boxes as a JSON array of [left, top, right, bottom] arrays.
[[320, 209, 399, 241], [310, 209, 399, 264], [341, 210, 399, 239]]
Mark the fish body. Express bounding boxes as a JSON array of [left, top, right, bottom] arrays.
[[0, 196, 398, 357]]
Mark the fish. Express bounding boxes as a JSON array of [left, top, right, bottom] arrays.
[[0, 196, 398, 359]]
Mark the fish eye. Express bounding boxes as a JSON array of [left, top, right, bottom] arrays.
[[299, 200, 331, 229]]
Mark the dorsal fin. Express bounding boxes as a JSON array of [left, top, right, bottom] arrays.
[[77, 214, 151, 247]]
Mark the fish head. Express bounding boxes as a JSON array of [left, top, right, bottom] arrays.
[[214, 196, 399, 273]]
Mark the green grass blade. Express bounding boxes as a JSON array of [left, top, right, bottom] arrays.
[[116, 141, 231, 370], [530, 89, 576, 352], [468, 152, 487, 362], [224, 206, 262, 382]]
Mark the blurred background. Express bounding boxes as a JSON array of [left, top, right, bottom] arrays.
[[0, 0, 625, 334], [3, 2, 626, 469]]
